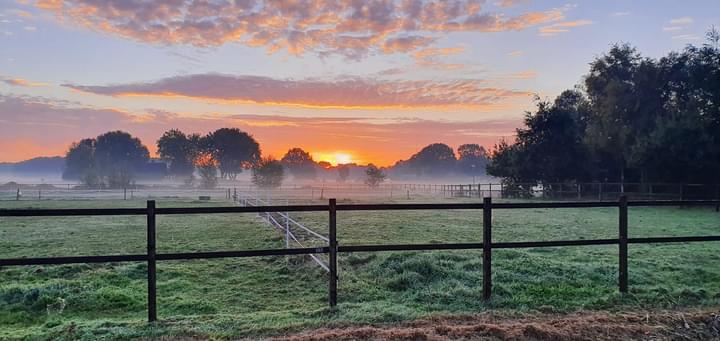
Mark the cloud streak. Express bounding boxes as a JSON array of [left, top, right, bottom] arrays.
[[63, 74, 532, 109], [2, 77, 48, 87], [663, 16, 694, 33], [34, 0, 569, 58], [538, 19, 592, 36]]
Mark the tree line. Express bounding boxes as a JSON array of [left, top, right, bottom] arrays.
[[488, 29, 720, 194], [63, 128, 273, 188], [63, 128, 489, 189]]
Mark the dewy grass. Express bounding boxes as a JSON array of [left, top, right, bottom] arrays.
[[1, 198, 719, 339]]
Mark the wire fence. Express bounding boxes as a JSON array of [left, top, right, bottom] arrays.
[[237, 191, 329, 271], [2, 181, 720, 202]]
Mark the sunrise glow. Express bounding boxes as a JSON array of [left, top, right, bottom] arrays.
[[312, 152, 355, 166]]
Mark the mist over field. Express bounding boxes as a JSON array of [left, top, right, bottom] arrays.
[[2, 0, 720, 340]]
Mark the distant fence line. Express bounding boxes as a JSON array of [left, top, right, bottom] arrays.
[[445, 182, 720, 201], [1, 197, 720, 323], [2, 182, 719, 201]]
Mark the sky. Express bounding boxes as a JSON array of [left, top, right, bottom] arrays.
[[0, 0, 717, 166]]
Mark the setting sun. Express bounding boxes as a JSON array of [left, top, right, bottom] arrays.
[[312, 152, 354, 166]]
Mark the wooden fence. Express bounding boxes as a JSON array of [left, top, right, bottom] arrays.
[[1, 197, 720, 322]]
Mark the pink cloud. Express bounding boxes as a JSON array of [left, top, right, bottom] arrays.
[[2, 77, 48, 87], [35, 0, 569, 58], [63, 74, 532, 109], [495, 0, 530, 8]]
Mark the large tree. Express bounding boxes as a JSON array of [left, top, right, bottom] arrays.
[[406, 143, 457, 177], [204, 128, 261, 179], [93, 131, 150, 188], [281, 147, 317, 180], [65, 131, 149, 188], [633, 37, 720, 183], [488, 33, 720, 187], [157, 129, 199, 180], [487, 91, 592, 185], [584, 44, 664, 185], [456, 144, 488, 176], [62, 138, 98, 185]]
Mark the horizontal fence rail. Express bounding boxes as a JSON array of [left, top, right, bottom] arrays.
[[1, 198, 719, 322]]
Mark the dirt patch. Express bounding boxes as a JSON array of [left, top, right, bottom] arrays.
[[258, 310, 720, 341]]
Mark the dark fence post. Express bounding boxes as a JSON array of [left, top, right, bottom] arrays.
[[328, 198, 338, 308], [483, 197, 492, 301], [618, 195, 628, 293], [679, 184, 684, 201], [147, 200, 157, 322]]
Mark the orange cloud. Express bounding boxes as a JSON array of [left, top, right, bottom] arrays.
[[63, 74, 532, 109], [504, 70, 538, 79], [538, 19, 593, 36], [382, 36, 436, 53], [412, 46, 467, 70], [495, 0, 530, 8], [34, 0, 570, 58], [2, 78, 49, 87]]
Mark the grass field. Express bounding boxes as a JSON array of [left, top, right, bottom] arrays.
[[1, 197, 719, 340]]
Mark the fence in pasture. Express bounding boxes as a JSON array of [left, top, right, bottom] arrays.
[[0, 182, 449, 201], [3, 181, 720, 202], [442, 182, 720, 201], [236, 191, 330, 271], [1, 197, 719, 322]]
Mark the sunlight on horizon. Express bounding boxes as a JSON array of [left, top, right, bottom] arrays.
[[312, 152, 354, 166]]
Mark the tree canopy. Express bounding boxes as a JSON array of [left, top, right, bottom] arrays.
[[281, 147, 317, 180], [252, 157, 285, 188], [157, 129, 199, 179], [457, 144, 489, 175], [64, 131, 150, 188], [204, 128, 261, 179], [488, 34, 720, 186], [365, 164, 386, 188], [406, 143, 457, 176]]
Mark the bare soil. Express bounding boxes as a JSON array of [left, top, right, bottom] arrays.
[[257, 309, 720, 341]]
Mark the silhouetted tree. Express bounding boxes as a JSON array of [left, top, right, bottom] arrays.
[[584, 44, 664, 186], [157, 129, 199, 180], [252, 157, 284, 188], [365, 164, 386, 188], [65, 131, 149, 188], [337, 164, 350, 182], [407, 143, 456, 176], [93, 131, 150, 188], [487, 92, 591, 186], [489, 32, 720, 187], [204, 128, 260, 179], [281, 147, 317, 180], [457, 144, 488, 175], [63, 138, 98, 186]]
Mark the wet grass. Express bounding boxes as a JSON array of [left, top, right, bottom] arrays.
[[1, 197, 719, 340]]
